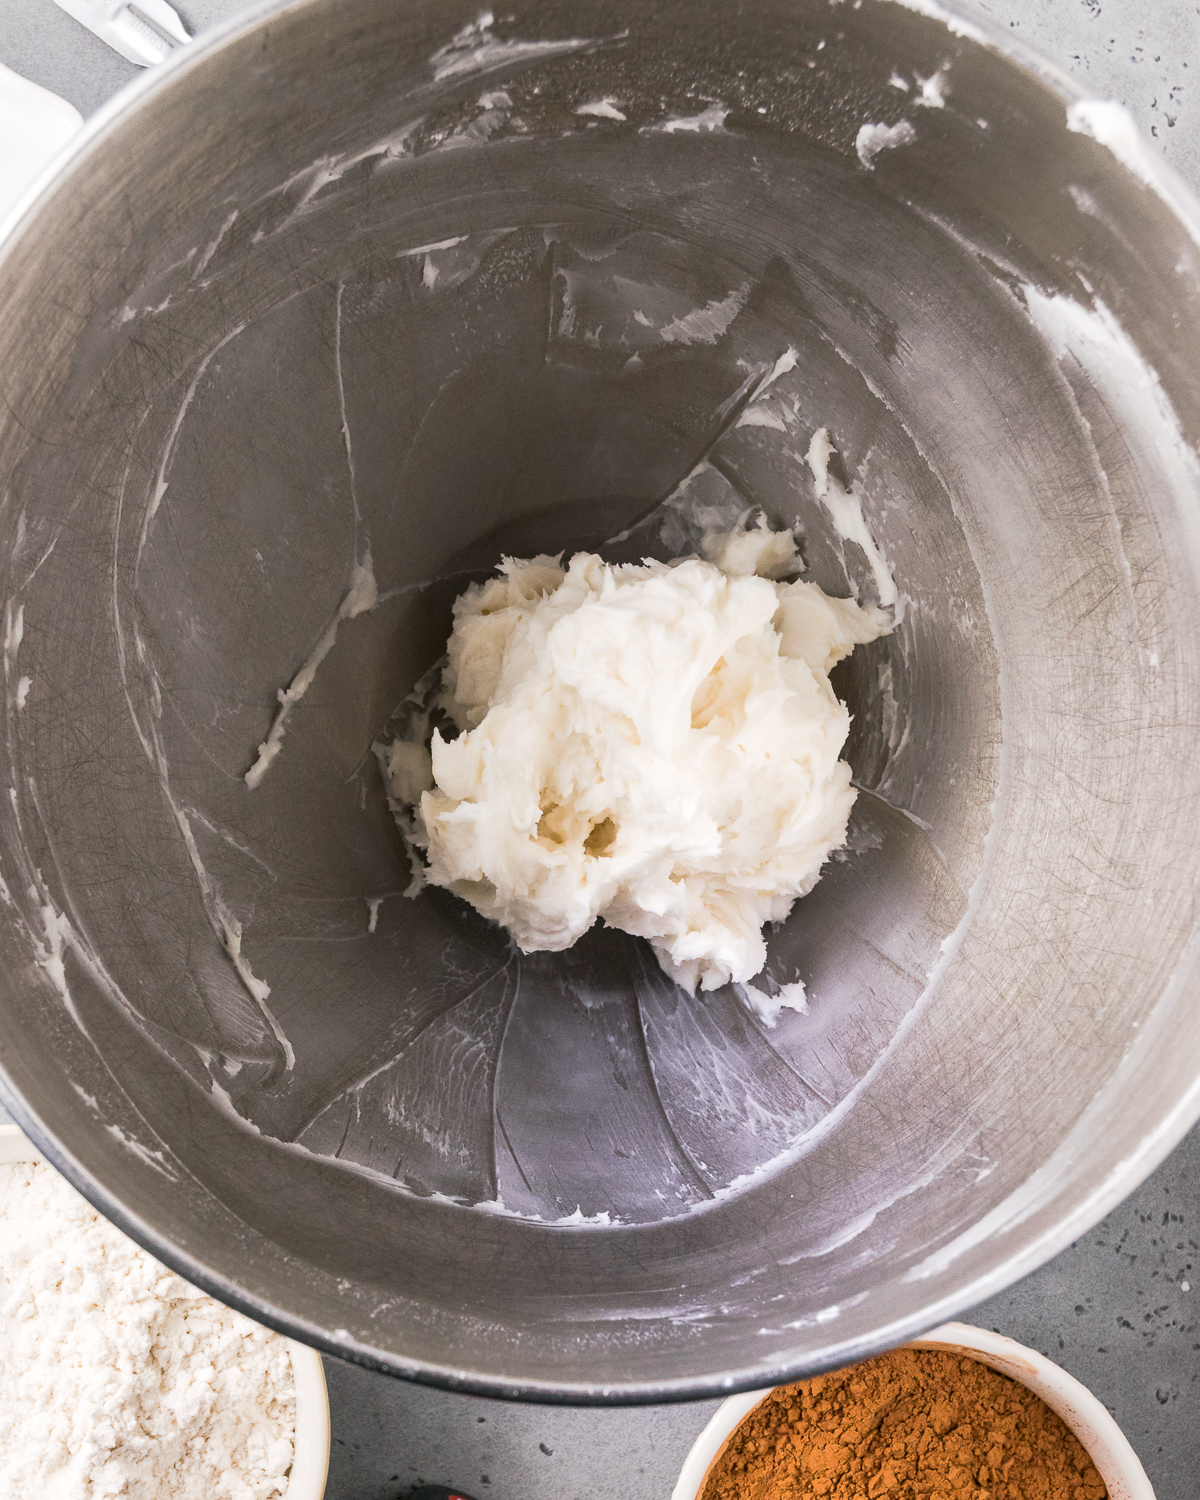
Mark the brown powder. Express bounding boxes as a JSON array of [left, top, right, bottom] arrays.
[[699, 1348, 1109, 1500]]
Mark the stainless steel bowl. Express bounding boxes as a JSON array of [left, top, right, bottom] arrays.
[[0, 0, 1198, 1402]]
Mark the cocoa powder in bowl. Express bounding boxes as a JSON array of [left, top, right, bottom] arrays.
[[699, 1348, 1109, 1500]]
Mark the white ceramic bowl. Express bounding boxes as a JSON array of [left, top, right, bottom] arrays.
[[0, 1123, 329, 1499], [673, 1321, 1156, 1500]]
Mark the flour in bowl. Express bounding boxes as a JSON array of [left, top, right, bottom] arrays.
[[0, 1159, 295, 1500]]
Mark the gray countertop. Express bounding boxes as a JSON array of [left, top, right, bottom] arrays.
[[2, 1, 1198, 1496]]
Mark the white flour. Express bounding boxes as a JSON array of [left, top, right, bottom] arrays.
[[0, 1160, 296, 1500]]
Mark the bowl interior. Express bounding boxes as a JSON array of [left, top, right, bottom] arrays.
[[0, 0, 1199, 1398]]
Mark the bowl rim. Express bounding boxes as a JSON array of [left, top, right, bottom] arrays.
[[1, 0, 1200, 1407], [671, 1320, 1157, 1500], [0, 1123, 329, 1500]]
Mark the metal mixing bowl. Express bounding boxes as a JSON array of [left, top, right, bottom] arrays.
[[0, 0, 1198, 1402]]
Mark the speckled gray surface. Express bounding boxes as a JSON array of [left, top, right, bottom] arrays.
[[1, 0, 1198, 1495]]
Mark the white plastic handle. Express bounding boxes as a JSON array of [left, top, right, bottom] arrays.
[[0, 63, 84, 225], [51, 0, 190, 69]]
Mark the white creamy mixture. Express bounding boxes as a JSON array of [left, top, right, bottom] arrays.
[[382, 521, 890, 994], [0, 1160, 295, 1500]]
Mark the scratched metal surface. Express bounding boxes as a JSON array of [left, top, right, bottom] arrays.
[[0, 0, 1199, 1403]]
